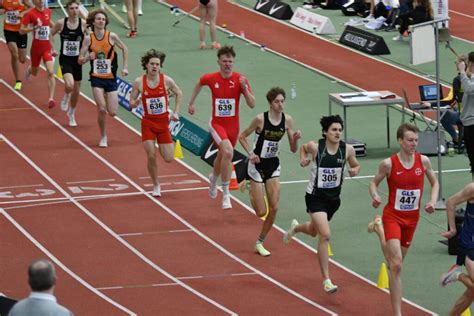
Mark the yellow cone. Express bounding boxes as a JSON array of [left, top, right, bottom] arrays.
[[377, 262, 389, 289], [56, 66, 63, 79], [461, 308, 471, 316], [328, 243, 334, 256], [174, 139, 184, 159]]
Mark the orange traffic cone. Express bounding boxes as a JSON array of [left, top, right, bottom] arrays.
[[230, 164, 239, 190]]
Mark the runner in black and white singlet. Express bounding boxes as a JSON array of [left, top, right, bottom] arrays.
[[239, 87, 301, 257], [283, 115, 360, 294], [51, 0, 86, 126]]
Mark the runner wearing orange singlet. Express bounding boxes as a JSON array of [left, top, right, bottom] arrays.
[[188, 45, 256, 209], [129, 49, 182, 197], [20, 0, 57, 109], [1, 0, 31, 90], [368, 123, 439, 316]]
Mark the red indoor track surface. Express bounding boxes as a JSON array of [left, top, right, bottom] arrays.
[[0, 42, 433, 315]]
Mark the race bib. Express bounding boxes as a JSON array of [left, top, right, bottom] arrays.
[[317, 167, 342, 189], [260, 140, 279, 158], [5, 10, 20, 25], [92, 59, 112, 76], [34, 26, 50, 40], [63, 40, 80, 56], [145, 96, 166, 115], [214, 98, 235, 117], [394, 189, 421, 211]]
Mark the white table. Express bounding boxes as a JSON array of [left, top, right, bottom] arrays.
[[328, 91, 404, 148]]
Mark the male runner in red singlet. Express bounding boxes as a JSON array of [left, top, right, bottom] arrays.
[[20, 0, 56, 108], [188, 45, 255, 209], [1, 0, 31, 90], [129, 49, 182, 197], [368, 123, 439, 316]]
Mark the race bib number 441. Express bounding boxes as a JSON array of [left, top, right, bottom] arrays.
[[394, 189, 421, 211], [214, 98, 235, 117]]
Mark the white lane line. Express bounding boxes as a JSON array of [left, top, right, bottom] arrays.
[[0, 95, 237, 315], [0, 184, 44, 189], [1, 81, 336, 315], [66, 179, 116, 184], [138, 174, 188, 179], [0, 207, 136, 315], [118, 229, 192, 237], [449, 10, 474, 19]]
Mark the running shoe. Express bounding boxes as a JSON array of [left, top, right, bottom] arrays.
[[122, 4, 127, 13], [222, 194, 232, 209], [392, 34, 403, 41], [127, 30, 137, 38], [14, 81, 22, 91], [209, 173, 217, 199], [211, 42, 221, 49], [323, 279, 338, 294], [255, 243, 271, 257], [440, 264, 461, 287], [283, 219, 299, 244], [152, 185, 161, 197], [367, 215, 382, 233], [48, 99, 56, 109], [199, 42, 207, 49], [138, 8, 143, 15], [60, 94, 70, 112], [99, 136, 108, 148]]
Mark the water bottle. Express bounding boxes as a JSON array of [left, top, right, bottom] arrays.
[[290, 83, 296, 100]]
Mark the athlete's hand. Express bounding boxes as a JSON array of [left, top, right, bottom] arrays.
[[36, 18, 42, 27], [188, 104, 195, 115], [239, 76, 248, 91], [89, 52, 96, 61], [51, 49, 58, 57], [300, 158, 311, 167], [424, 202, 435, 214], [170, 112, 180, 122], [441, 229, 457, 239], [249, 152, 260, 164], [293, 130, 302, 141], [122, 68, 128, 76], [348, 167, 358, 177], [372, 194, 382, 208]]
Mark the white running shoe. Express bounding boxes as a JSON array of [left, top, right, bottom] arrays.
[[60, 94, 70, 112], [138, 8, 143, 15], [440, 264, 462, 287], [122, 4, 127, 13], [222, 194, 232, 209], [255, 243, 271, 257], [99, 136, 108, 148], [67, 108, 77, 127], [152, 185, 161, 197], [323, 279, 338, 294], [392, 34, 403, 41], [283, 219, 299, 244], [209, 173, 217, 199]]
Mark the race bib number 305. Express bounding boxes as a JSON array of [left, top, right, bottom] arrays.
[[214, 98, 235, 117], [92, 59, 112, 76], [6, 11, 20, 25], [145, 96, 166, 115], [394, 189, 421, 211], [63, 40, 80, 56], [317, 167, 342, 189], [260, 140, 279, 158], [34, 26, 50, 40]]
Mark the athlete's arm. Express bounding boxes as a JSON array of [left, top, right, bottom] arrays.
[[77, 35, 91, 64], [443, 183, 474, 239], [285, 114, 301, 153], [19, 13, 35, 34], [50, 18, 63, 37], [300, 141, 317, 167], [129, 76, 142, 109], [165, 75, 182, 121], [239, 114, 263, 164], [187, 81, 203, 115], [369, 158, 391, 208], [346, 144, 360, 177], [239, 75, 255, 109], [421, 155, 439, 214], [111, 32, 128, 76]]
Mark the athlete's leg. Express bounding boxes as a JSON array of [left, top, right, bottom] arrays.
[[63, 72, 74, 95], [207, 0, 219, 46], [249, 181, 266, 217], [105, 90, 119, 117], [216, 139, 233, 187], [92, 87, 107, 138], [311, 211, 331, 280], [124, 0, 138, 32], [44, 59, 56, 107], [70, 80, 81, 110], [449, 257, 474, 316], [198, 3, 207, 48], [158, 143, 174, 163], [144, 140, 159, 187], [7, 42, 20, 82], [385, 239, 405, 316], [259, 178, 280, 238]]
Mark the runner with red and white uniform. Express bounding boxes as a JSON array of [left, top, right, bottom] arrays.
[[20, 0, 56, 108], [368, 123, 439, 316], [188, 45, 255, 209], [1, 0, 31, 90], [130, 49, 182, 197]]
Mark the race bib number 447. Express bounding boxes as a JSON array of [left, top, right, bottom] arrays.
[[394, 189, 421, 211], [214, 98, 235, 117]]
